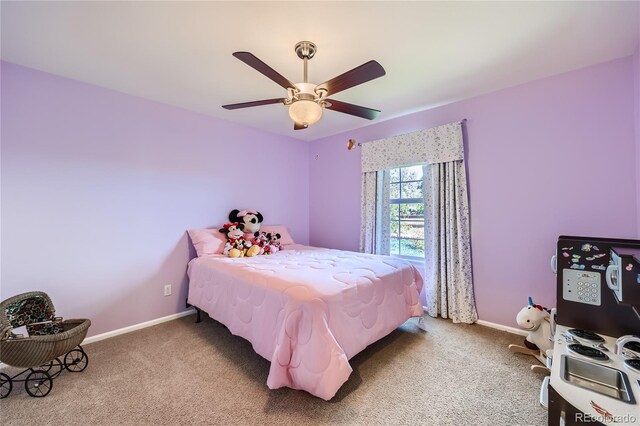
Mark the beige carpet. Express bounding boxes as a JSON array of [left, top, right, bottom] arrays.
[[0, 314, 547, 425]]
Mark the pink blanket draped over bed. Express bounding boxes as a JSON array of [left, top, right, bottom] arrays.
[[187, 244, 423, 400]]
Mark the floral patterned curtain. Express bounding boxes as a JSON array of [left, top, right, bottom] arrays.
[[361, 122, 464, 171], [359, 171, 378, 254], [360, 171, 391, 255], [360, 121, 477, 324], [376, 171, 391, 256], [424, 160, 478, 323]]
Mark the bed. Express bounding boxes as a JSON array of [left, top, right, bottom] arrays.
[[187, 244, 423, 400]]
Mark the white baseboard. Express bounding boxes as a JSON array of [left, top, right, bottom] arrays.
[[476, 319, 527, 336], [420, 306, 526, 336], [82, 309, 196, 345], [0, 310, 196, 369]]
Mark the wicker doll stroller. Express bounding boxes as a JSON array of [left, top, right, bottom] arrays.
[[0, 291, 91, 398]]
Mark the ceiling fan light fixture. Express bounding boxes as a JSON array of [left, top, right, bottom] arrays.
[[288, 99, 323, 127]]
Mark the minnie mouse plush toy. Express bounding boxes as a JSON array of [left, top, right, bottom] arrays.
[[219, 222, 260, 258], [251, 232, 270, 255], [229, 209, 264, 238], [265, 232, 282, 255]]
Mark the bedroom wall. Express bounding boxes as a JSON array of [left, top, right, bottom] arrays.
[[634, 41, 640, 238], [308, 56, 638, 328], [1, 61, 310, 337]]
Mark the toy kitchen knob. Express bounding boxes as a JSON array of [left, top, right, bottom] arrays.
[[614, 335, 640, 355]]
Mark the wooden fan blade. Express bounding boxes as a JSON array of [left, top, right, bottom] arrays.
[[294, 122, 307, 130], [222, 98, 285, 110], [324, 99, 381, 120], [316, 60, 386, 96], [233, 52, 296, 90]]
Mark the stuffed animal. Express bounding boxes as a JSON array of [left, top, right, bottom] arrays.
[[508, 296, 555, 372], [515, 297, 554, 353], [218, 223, 260, 258], [265, 232, 282, 255], [229, 209, 263, 238], [251, 232, 270, 255]]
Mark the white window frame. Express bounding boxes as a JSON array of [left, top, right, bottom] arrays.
[[386, 165, 426, 262]]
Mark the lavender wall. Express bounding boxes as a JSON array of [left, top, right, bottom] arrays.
[[3, 54, 638, 336], [309, 57, 638, 328], [1, 61, 309, 336], [634, 42, 640, 238]]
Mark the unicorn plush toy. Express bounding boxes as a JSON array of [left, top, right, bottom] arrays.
[[517, 297, 554, 353], [509, 297, 555, 372]]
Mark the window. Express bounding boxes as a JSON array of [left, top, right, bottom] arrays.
[[387, 165, 425, 260]]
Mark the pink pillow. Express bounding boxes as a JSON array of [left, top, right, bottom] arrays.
[[261, 225, 295, 246], [187, 229, 227, 257]]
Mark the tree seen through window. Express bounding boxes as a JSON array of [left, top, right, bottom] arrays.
[[389, 165, 425, 259]]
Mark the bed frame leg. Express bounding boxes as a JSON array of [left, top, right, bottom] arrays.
[[186, 299, 202, 323]]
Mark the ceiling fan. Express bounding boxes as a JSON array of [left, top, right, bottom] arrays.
[[222, 41, 386, 130]]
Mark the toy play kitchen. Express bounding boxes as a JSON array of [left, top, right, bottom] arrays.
[[547, 236, 640, 426]]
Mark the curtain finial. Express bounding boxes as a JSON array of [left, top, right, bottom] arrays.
[[347, 139, 361, 151]]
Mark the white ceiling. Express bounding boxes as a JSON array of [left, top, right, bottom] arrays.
[[2, 1, 639, 141]]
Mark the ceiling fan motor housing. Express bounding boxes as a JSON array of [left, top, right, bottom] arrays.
[[290, 83, 326, 102]]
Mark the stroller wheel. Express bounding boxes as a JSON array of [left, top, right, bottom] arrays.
[[25, 370, 52, 397], [40, 358, 64, 374], [64, 348, 88, 372], [0, 373, 12, 398], [40, 360, 54, 372]]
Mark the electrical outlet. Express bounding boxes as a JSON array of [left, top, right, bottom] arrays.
[[164, 284, 172, 296]]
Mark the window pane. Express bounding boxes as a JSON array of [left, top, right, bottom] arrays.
[[387, 165, 426, 260], [390, 183, 400, 199], [401, 165, 423, 181], [390, 220, 400, 236], [401, 181, 423, 199], [399, 239, 425, 258], [390, 238, 400, 255], [390, 204, 399, 220], [399, 203, 424, 219], [400, 221, 424, 239]]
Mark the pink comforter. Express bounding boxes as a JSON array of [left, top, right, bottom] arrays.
[[187, 244, 423, 400]]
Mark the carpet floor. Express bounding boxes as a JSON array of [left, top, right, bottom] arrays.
[[0, 314, 548, 425]]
